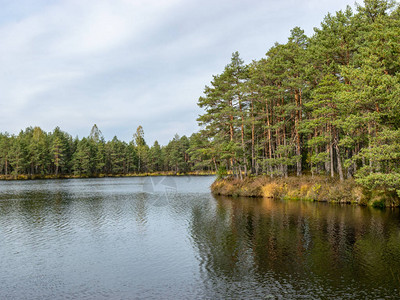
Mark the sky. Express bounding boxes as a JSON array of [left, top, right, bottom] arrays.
[[0, 0, 356, 145]]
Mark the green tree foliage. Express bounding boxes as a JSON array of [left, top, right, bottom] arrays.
[[197, 51, 250, 178], [0, 123, 213, 177], [9, 132, 27, 175], [72, 138, 93, 175], [133, 125, 148, 173], [148, 141, 163, 172], [163, 134, 191, 172], [0, 133, 11, 175], [197, 0, 400, 196]]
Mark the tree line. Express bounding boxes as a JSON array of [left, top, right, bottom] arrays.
[[1, 0, 399, 196], [0, 125, 213, 177], [197, 0, 400, 194]]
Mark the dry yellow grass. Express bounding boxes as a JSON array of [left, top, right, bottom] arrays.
[[210, 175, 399, 207], [261, 183, 280, 198]]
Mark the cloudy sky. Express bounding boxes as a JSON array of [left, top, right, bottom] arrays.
[[0, 0, 355, 145]]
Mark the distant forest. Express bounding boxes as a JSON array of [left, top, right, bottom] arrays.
[[1, 0, 400, 194], [0, 125, 208, 176]]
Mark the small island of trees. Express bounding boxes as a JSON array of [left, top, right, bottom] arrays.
[[198, 0, 400, 200]]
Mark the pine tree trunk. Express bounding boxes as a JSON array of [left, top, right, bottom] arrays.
[[251, 99, 255, 174], [239, 101, 247, 177], [353, 144, 358, 174], [283, 124, 288, 178], [213, 157, 217, 172], [334, 138, 344, 182], [229, 98, 235, 174], [368, 122, 373, 173], [325, 143, 330, 174], [266, 102, 273, 175], [295, 89, 302, 176], [330, 142, 334, 178], [347, 150, 352, 179], [276, 127, 280, 178], [313, 129, 318, 174]]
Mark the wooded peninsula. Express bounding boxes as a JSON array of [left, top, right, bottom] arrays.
[[1, 0, 399, 206]]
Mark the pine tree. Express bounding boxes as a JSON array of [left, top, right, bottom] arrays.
[[72, 138, 91, 175], [52, 127, 66, 175], [198, 52, 249, 178], [133, 126, 148, 172], [149, 141, 163, 172], [0, 133, 10, 175]]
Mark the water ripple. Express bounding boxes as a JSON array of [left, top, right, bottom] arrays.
[[0, 177, 399, 299]]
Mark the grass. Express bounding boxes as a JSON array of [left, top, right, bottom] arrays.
[[211, 175, 400, 207]]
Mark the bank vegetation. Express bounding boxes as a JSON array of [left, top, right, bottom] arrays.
[[211, 176, 399, 208], [199, 0, 400, 204]]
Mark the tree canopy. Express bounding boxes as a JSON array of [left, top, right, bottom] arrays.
[[196, 0, 400, 195]]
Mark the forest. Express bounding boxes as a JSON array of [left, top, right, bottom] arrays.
[[197, 0, 400, 196], [0, 124, 210, 177], [0, 0, 399, 197]]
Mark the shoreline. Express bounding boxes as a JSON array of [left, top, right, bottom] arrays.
[[0, 171, 215, 181], [211, 176, 400, 208]]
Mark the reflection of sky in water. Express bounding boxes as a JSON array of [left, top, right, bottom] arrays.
[[0, 176, 399, 299]]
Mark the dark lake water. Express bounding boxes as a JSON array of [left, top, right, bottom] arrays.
[[0, 176, 399, 299]]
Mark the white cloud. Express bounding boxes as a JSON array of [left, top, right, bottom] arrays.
[[0, 0, 355, 144]]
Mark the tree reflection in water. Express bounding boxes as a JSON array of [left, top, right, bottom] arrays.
[[189, 195, 400, 298]]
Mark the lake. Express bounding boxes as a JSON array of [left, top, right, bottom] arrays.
[[0, 176, 399, 299]]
